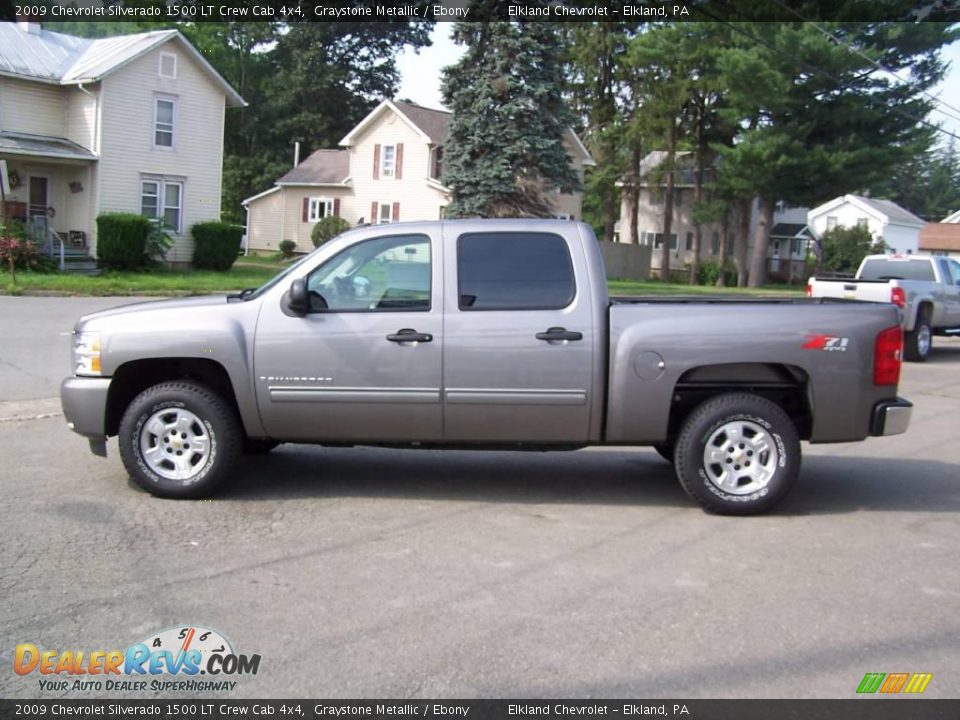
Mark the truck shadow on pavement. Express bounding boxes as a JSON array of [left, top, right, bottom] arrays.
[[220, 446, 960, 515]]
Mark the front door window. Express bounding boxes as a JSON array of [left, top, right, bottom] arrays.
[[29, 176, 48, 219]]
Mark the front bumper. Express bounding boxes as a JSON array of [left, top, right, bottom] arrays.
[[60, 376, 111, 455], [870, 397, 913, 436]]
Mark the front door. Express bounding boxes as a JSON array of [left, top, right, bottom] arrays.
[[29, 176, 48, 220], [254, 230, 443, 442], [441, 228, 596, 443]]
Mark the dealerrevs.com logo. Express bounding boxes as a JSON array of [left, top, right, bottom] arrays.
[[14, 626, 260, 693]]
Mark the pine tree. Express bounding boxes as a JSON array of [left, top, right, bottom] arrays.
[[441, 22, 580, 218]]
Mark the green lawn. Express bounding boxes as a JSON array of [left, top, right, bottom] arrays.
[[0, 257, 802, 297]]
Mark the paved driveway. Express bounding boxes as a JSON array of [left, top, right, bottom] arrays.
[[0, 296, 957, 699]]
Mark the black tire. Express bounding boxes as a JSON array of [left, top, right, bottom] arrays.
[[674, 393, 801, 515], [653, 442, 674, 464], [243, 438, 280, 455], [904, 307, 932, 362], [118, 381, 242, 499]]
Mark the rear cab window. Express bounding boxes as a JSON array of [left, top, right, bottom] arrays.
[[859, 258, 935, 282], [456, 232, 575, 310]]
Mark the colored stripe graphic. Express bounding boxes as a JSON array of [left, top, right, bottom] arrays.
[[857, 673, 886, 694], [879, 673, 910, 693], [904, 674, 933, 694]]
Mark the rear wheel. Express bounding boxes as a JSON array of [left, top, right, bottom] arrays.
[[119, 381, 241, 499], [904, 307, 932, 362], [674, 393, 800, 515]]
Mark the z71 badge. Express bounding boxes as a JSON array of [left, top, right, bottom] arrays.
[[802, 334, 849, 351]]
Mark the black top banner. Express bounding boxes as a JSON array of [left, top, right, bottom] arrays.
[[1, 699, 959, 720], [2, 0, 957, 24]]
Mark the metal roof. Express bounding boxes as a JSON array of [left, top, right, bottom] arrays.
[[0, 24, 244, 107], [849, 195, 925, 227], [0, 131, 98, 162]]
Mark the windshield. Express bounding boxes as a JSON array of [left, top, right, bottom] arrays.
[[242, 241, 335, 301]]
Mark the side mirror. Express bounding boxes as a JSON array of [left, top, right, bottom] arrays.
[[286, 278, 308, 316]]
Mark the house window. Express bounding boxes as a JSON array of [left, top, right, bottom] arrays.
[[159, 53, 177, 79], [856, 217, 868, 228], [381, 145, 396, 178], [141, 179, 183, 233], [379, 202, 392, 224], [670, 233, 678, 251], [556, 213, 572, 221], [432, 147, 444, 180], [309, 197, 333, 222], [711, 231, 720, 255], [685, 232, 693, 251], [826, 216, 838, 231], [654, 233, 664, 248], [674, 190, 682, 208], [791, 238, 802, 255], [154, 98, 175, 148]]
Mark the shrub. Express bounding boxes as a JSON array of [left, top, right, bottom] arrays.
[[279, 240, 297, 258], [311, 216, 350, 247], [0, 236, 56, 273], [697, 260, 737, 286], [819, 225, 887, 274], [192, 221, 242, 271], [96, 214, 152, 270]]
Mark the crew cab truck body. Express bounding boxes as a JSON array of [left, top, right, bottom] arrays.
[[61, 220, 912, 515], [807, 254, 960, 362]]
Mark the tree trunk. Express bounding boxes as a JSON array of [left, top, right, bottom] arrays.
[[735, 197, 751, 287], [716, 211, 729, 287], [748, 196, 774, 288], [660, 120, 676, 282], [628, 144, 641, 244], [690, 101, 705, 284]]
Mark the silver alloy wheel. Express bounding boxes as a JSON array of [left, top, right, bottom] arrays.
[[703, 419, 779, 495], [139, 408, 211, 482], [917, 324, 932, 357]]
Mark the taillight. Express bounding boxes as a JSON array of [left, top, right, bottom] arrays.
[[874, 325, 902, 386], [805, 282, 813, 297], [890, 287, 906, 308]]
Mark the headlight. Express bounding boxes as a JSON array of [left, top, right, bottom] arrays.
[[74, 331, 102, 376]]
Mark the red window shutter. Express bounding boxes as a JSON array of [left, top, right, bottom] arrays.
[[395, 143, 403, 180], [373, 144, 381, 179], [333, 198, 340, 217], [392, 202, 400, 222], [371, 201, 378, 224], [302, 198, 309, 223]]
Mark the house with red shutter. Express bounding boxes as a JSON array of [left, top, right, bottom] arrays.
[[242, 99, 593, 253]]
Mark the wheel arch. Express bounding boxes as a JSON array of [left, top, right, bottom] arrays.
[[666, 363, 812, 442], [106, 358, 246, 437]]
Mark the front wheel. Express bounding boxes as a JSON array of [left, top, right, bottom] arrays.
[[674, 393, 800, 515], [904, 309, 932, 362], [118, 381, 242, 499]]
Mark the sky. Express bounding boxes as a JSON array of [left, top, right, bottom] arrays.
[[397, 25, 960, 146]]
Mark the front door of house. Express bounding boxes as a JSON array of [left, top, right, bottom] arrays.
[[29, 176, 48, 220]]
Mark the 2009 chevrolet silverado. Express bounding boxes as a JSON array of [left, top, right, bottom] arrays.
[[61, 220, 913, 514]]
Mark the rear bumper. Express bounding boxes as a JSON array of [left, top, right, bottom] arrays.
[[60, 376, 110, 453], [870, 397, 913, 436]]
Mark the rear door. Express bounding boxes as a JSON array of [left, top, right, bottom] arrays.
[[441, 226, 596, 443], [941, 258, 960, 326]]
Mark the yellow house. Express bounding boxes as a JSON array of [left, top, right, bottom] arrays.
[[243, 99, 594, 253], [0, 22, 244, 267]]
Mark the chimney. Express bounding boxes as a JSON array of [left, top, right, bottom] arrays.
[[294, 142, 301, 168]]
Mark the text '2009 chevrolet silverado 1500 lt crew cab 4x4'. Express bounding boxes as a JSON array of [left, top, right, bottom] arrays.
[[61, 220, 912, 515], [807, 254, 960, 362]]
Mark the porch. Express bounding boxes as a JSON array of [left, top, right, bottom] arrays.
[[1, 131, 98, 272]]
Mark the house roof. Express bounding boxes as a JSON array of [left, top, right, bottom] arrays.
[[0, 131, 97, 162], [770, 223, 816, 240], [0, 24, 245, 107], [810, 194, 924, 228], [943, 209, 960, 224], [276, 149, 350, 185], [919, 223, 960, 252]]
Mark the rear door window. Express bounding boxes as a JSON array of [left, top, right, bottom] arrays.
[[456, 232, 575, 311]]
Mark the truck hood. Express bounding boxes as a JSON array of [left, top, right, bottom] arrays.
[[77, 296, 231, 326]]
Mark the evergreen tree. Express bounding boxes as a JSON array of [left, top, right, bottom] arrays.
[[441, 22, 580, 218]]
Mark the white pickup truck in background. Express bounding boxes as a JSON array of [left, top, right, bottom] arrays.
[[807, 254, 960, 361]]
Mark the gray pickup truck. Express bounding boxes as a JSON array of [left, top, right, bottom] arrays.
[[61, 220, 912, 515], [807, 254, 960, 362]]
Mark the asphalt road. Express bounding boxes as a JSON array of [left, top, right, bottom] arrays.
[[0, 296, 958, 700]]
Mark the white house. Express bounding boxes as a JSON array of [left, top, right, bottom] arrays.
[[0, 22, 244, 264], [807, 194, 925, 255], [243, 99, 595, 253], [943, 209, 960, 224]]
